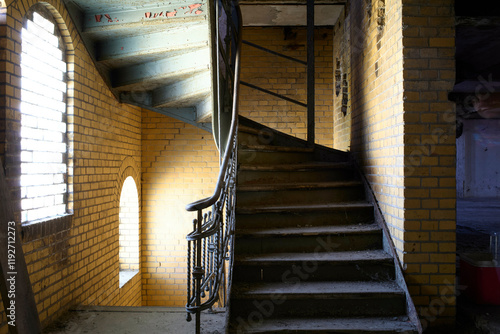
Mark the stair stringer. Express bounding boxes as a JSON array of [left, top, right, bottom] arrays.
[[353, 160, 424, 334], [239, 116, 348, 163]]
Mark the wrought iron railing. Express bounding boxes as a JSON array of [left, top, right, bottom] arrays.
[[185, 1, 242, 333]]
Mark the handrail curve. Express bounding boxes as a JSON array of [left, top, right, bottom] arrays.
[[185, 2, 242, 333], [185, 7, 242, 213]]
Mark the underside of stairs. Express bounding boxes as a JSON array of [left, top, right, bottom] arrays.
[[63, 0, 213, 132], [227, 117, 420, 333]]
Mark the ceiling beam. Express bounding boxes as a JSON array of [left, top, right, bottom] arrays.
[[240, 4, 344, 26], [239, 0, 346, 4], [81, 0, 208, 31], [111, 48, 210, 89], [95, 23, 208, 62], [152, 70, 211, 108]]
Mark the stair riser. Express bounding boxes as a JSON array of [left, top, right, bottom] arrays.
[[237, 329, 417, 334], [236, 209, 374, 229], [238, 132, 276, 147], [233, 262, 395, 282], [230, 295, 407, 320], [238, 151, 314, 165], [237, 186, 365, 207], [233, 328, 418, 334], [237, 169, 357, 185], [235, 233, 382, 254]]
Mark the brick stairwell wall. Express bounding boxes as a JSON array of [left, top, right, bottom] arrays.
[[141, 111, 219, 306], [0, 0, 142, 331], [333, 0, 457, 330], [239, 26, 335, 148]]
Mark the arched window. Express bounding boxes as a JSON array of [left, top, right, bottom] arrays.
[[119, 176, 140, 286], [20, 8, 70, 223]]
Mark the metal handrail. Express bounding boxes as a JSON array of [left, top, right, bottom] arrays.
[[185, 7, 242, 214], [185, 1, 242, 333]]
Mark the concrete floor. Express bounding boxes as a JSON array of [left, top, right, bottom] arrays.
[[44, 307, 225, 334], [42, 304, 500, 334]]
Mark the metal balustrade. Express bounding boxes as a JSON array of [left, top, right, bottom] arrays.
[[185, 1, 242, 333]]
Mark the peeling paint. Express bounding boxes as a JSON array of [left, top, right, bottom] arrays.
[[144, 4, 202, 19], [94, 13, 117, 23], [185, 4, 202, 14]]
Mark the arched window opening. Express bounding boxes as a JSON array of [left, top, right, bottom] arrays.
[[20, 8, 69, 223], [119, 176, 140, 287]]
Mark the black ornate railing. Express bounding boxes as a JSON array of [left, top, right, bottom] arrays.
[[185, 1, 242, 333]]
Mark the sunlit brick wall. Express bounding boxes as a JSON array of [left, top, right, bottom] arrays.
[[240, 26, 334, 148], [0, 1, 142, 332], [141, 110, 219, 306]]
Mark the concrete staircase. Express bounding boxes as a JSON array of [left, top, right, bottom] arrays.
[[227, 118, 419, 333]]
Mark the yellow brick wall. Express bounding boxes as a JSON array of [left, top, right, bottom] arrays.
[[141, 110, 219, 306], [333, 0, 456, 329], [401, 0, 456, 330], [0, 1, 142, 332], [240, 27, 334, 147], [332, 8, 351, 151]]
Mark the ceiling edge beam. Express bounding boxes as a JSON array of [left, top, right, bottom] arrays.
[[82, 0, 208, 31]]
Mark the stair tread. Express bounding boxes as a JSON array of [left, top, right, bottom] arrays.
[[238, 180, 363, 191], [239, 144, 314, 153], [235, 316, 418, 333], [235, 249, 393, 264], [238, 161, 352, 171], [236, 224, 381, 237], [237, 201, 373, 214], [232, 280, 404, 297]]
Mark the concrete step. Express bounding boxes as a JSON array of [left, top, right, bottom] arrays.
[[236, 181, 365, 207], [237, 161, 358, 184], [233, 249, 395, 282], [238, 145, 315, 165], [229, 316, 418, 333], [234, 224, 382, 254], [236, 202, 375, 229], [230, 281, 407, 319]]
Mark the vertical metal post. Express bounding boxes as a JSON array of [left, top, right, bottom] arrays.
[[215, 0, 222, 163], [194, 210, 203, 334], [307, 0, 315, 146]]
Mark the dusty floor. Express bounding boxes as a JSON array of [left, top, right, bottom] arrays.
[[42, 303, 500, 334], [44, 307, 226, 334]]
